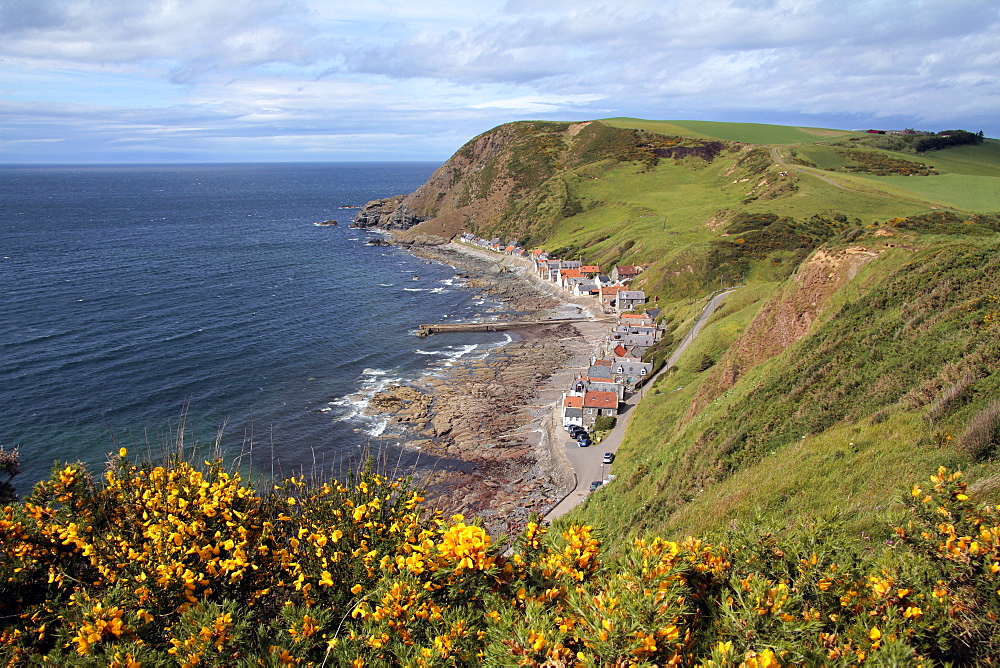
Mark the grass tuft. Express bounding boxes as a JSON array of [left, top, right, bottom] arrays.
[[960, 401, 1000, 461]]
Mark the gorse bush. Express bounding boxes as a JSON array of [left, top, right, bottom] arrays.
[[3, 454, 1000, 665], [837, 149, 936, 176]]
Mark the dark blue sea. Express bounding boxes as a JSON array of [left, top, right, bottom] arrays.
[[0, 163, 508, 495]]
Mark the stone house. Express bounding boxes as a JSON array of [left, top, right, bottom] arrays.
[[611, 359, 654, 388], [600, 285, 622, 311], [582, 390, 620, 426], [611, 265, 642, 282], [616, 290, 646, 312], [619, 313, 654, 327]]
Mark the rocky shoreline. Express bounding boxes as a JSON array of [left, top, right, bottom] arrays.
[[363, 243, 609, 536]]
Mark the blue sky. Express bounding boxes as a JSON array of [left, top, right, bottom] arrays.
[[2, 0, 998, 163]]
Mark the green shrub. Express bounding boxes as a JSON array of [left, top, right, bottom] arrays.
[[594, 416, 618, 432], [697, 354, 716, 372]]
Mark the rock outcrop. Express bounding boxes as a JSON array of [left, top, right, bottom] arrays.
[[352, 195, 426, 230]]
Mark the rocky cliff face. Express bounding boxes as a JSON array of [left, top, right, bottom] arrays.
[[351, 195, 424, 230], [353, 121, 570, 238]]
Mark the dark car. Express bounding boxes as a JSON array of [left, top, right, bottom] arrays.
[[602, 452, 615, 464], [577, 436, 591, 447], [567, 425, 586, 437], [588, 481, 603, 492]]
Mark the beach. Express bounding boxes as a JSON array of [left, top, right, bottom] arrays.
[[365, 242, 611, 536]]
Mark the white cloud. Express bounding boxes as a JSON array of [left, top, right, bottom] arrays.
[[1, 0, 998, 162], [1, 0, 318, 70], [470, 94, 604, 113]]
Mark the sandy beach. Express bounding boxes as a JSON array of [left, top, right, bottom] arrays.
[[365, 242, 611, 536]]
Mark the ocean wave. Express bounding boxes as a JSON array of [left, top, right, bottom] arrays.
[[322, 367, 404, 424], [413, 343, 479, 362], [361, 418, 389, 438], [323, 393, 395, 440], [434, 343, 481, 368], [324, 395, 362, 418], [446, 343, 479, 358]]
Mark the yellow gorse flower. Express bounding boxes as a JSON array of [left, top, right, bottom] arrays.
[[436, 522, 495, 572], [5, 457, 1000, 665]]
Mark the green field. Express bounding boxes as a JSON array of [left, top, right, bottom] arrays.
[[603, 117, 860, 144], [921, 138, 1000, 175], [786, 140, 1000, 211], [865, 173, 1000, 211]]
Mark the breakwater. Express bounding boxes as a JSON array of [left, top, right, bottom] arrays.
[[416, 318, 591, 337]]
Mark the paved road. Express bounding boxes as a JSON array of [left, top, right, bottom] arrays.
[[545, 288, 739, 521]]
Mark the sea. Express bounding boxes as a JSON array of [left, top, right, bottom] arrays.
[[0, 163, 512, 496]]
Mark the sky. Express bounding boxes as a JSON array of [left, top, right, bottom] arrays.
[[1, 0, 998, 164]]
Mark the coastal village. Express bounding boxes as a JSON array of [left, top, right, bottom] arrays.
[[457, 233, 659, 435]]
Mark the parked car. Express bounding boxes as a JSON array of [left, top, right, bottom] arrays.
[[567, 425, 586, 437], [577, 436, 591, 447], [589, 481, 603, 492], [602, 452, 615, 464]]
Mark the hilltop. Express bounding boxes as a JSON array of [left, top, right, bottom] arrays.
[[354, 118, 1000, 545]]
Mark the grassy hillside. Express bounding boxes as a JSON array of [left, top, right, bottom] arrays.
[[786, 139, 1000, 211], [409, 118, 1000, 552], [573, 233, 1000, 546]]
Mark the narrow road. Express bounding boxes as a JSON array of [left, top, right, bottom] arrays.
[[544, 288, 739, 521]]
